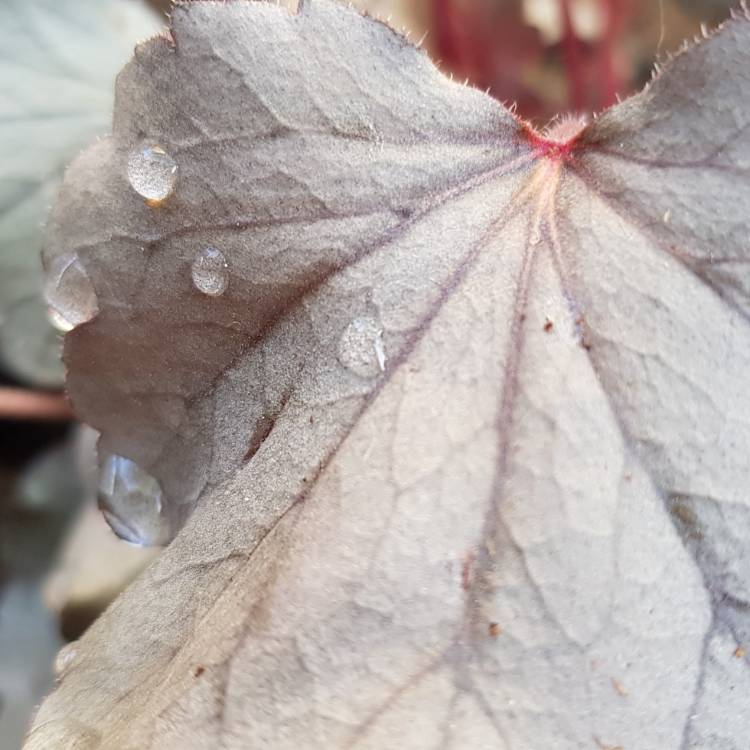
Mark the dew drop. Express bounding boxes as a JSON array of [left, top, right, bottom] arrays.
[[98, 454, 169, 547], [338, 317, 387, 378], [191, 246, 229, 296], [54, 642, 77, 678], [127, 143, 178, 203], [43, 253, 98, 331]]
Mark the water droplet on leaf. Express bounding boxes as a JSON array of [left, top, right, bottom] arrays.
[[98, 454, 169, 547], [191, 246, 229, 296], [43, 253, 99, 331], [47, 307, 74, 333], [127, 143, 178, 203], [338, 317, 387, 378], [54, 642, 77, 678]]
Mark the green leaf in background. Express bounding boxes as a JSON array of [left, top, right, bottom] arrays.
[[0, 438, 86, 750], [0, 0, 159, 387]]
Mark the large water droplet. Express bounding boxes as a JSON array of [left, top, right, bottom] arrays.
[[43, 253, 98, 331], [54, 642, 77, 679], [191, 246, 229, 296], [47, 308, 74, 333], [338, 317, 387, 378], [98, 454, 169, 547], [127, 143, 178, 203]]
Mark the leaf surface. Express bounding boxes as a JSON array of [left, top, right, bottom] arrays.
[[28, 2, 750, 748]]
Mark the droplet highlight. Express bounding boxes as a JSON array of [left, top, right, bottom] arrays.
[[47, 307, 74, 333], [98, 454, 169, 547], [127, 143, 178, 203], [338, 317, 387, 378], [191, 246, 229, 296], [43, 253, 98, 331], [54, 642, 77, 678]]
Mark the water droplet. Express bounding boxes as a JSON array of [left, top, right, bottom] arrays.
[[338, 317, 387, 378], [54, 642, 77, 678], [98, 454, 169, 547], [191, 246, 229, 296], [43, 253, 98, 331], [127, 143, 178, 203], [47, 307, 74, 333], [663, 209, 672, 224]]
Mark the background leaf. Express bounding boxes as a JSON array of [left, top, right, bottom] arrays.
[[0, 439, 85, 750], [0, 0, 158, 386]]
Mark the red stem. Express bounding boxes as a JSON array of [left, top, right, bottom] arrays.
[[560, 0, 586, 111], [598, 0, 623, 108], [433, 0, 468, 71], [432, 0, 490, 89], [0, 387, 73, 421]]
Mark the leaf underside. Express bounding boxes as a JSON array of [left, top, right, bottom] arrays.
[[29, 2, 750, 748]]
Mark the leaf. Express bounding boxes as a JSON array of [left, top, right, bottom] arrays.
[[28, 2, 750, 748], [0, 581, 62, 750], [0, 0, 158, 386], [0, 439, 85, 749]]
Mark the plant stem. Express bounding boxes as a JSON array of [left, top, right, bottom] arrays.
[[0, 387, 74, 421], [560, 0, 586, 111], [598, 0, 623, 108]]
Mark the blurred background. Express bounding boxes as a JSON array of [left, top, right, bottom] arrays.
[[0, 0, 737, 747]]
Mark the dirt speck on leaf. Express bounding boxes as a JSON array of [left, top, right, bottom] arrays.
[[488, 622, 502, 638]]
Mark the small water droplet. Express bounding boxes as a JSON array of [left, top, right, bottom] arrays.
[[54, 642, 77, 678], [191, 246, 229, 296], [127, 143, 178, 203], [338, 317, 387, 378], [43, 253, 98, 331], [98, 454, 169, 547], [663, 209, 672, 224]]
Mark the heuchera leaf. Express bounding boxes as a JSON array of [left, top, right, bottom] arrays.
[[29, 1, 750, 748]]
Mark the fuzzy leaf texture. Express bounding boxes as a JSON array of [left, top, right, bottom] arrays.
[[29, 1, 750, 748]]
